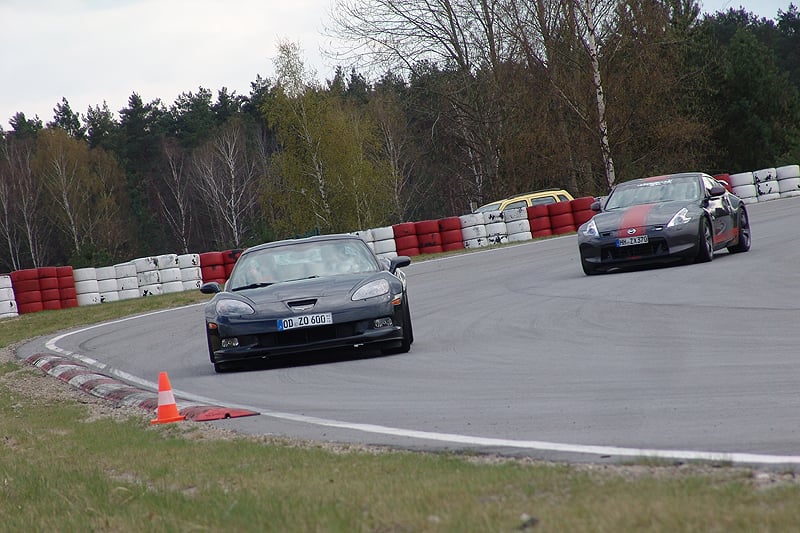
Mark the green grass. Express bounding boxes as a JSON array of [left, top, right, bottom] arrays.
[[1, 293, 799, 531]]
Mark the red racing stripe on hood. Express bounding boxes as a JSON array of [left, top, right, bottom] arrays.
[[617, 204, 655, 238]]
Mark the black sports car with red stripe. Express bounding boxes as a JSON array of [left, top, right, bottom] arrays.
[[577, 172, 751, 275]]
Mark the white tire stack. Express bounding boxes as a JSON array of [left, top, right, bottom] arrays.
[[95, 266, 119, 303], [753, 168, 780, 202], [0, 275, 18, 319], [459, 213, 489, 249], [156, 253, 183, 294], [73, 267, 101, 306], [115, 262, 140, 300], [133, 257, 162, 297], [729, 172, 757, 204], [485, 220, 508, 245], [354, 229, 375, 253], [177, 253, 203, 290], [777, 164, 800, 198], [503, 207, 532, 243], [371, 226, 397, 259]]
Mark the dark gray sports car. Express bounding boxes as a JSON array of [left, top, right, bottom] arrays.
[[200, 234, 412, 372], [577, 172, 751, 275]]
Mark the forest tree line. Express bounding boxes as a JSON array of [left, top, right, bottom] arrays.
[[1, 0, 799, 272]]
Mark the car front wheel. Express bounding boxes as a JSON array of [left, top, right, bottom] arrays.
[[383, 301, 413, 355], [695, 217, 713, 263], [727, 207, 751, 254]]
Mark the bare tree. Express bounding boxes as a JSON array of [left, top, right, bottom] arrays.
[[191, 119, 260, 248], [0, 137, 29, 270], [330, 0, 512, 204], [35, 128, 91, 254], [158, 139, 194, 253], [4, 137, 49, 267]]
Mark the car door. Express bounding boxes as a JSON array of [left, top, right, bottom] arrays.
[[703, 176, 735, 246]]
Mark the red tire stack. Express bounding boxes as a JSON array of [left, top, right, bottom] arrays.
[[223, 249, 242, 279], [548, 201, 576, 235], [527, 205, 553, 238], [392, 222, 420, 257], [57, 266, 78, 309], [438, 217, 465, 252], [415, 220, 442, 255], [571, 197, 596, 228], [37, 267, 62, 311], [200, 252, 226, 284], [10, 268, 43, 314]]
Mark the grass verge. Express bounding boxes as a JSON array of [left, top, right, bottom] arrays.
[[1, 292, 799, 531]]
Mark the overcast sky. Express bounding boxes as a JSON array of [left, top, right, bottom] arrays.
[[0, 0, 795, 131]]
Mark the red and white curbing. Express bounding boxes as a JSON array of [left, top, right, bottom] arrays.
[[26, 353, 259, 422]]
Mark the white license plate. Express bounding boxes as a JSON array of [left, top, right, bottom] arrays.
[[277, 312, 333, 331], [616, 235, 649, 247]]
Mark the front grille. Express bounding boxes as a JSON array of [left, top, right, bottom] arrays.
[[602, 238, 668, 261], [256, 321, 363, 348]]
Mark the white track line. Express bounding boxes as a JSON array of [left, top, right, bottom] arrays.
[[45, 306, 800, 466]]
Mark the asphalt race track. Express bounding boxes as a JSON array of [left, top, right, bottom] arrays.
[[19, 199, 800, 466]]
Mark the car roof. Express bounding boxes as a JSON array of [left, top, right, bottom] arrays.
[[240, 234, 364, 255], [476, 188, 572, 211]]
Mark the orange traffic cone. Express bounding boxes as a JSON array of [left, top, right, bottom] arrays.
[[150, 371, 186, 425]]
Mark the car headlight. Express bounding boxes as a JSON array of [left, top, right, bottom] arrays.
[[352, 279, 390, 300], [667, 207, 692, 227], [580, 218, 599, 238], [215, 299, 255, 316]]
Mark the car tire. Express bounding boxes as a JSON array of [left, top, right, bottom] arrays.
[[727, 207, 751, 254], [695, 217, 713, 263], [383, 301, 413, 355]]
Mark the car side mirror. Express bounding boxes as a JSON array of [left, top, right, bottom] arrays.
[[591, 200, 602, 212], [200, 281, 222, 294], [389, 256, 411, 273], [708, 184, 726, 197]]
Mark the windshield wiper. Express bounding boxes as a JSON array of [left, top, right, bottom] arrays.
[[231, 282, 274, 292]]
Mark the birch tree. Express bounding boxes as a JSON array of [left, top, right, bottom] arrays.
[[191, 118, 260, 248]]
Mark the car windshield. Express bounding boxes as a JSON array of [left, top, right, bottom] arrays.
[[229, 239, 379, 289], [604, 177, 701, 210]]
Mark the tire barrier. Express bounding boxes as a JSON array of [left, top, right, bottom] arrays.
[[459, 213, 489, 249], [200, 252, 226, 285], [95, 266, 119, 303], [393, 222, 421, 256], [134, 257, 162, 297], [158, 254, 184, 295], [527, 205, 553, 238], [0, 275, 18, 319], [571, 196, 596, 227], [73, 267, 101, 307], [730, 171, 757, 204], [415, 219, 443, 254], [222, 249, 241, 279], [548, 202, 576, 235], [438, 217, 465, 252], [353, 229, 375, 253], [115, 261, 140, 300], [3, 248, 236, 316], [6, 163, 799, 317], [726, 165, 800, 203], [777, 165, 800, 198], [485, 221, 508, 245], [56, 266, 77, 309], [177, 253, 203, 291]]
